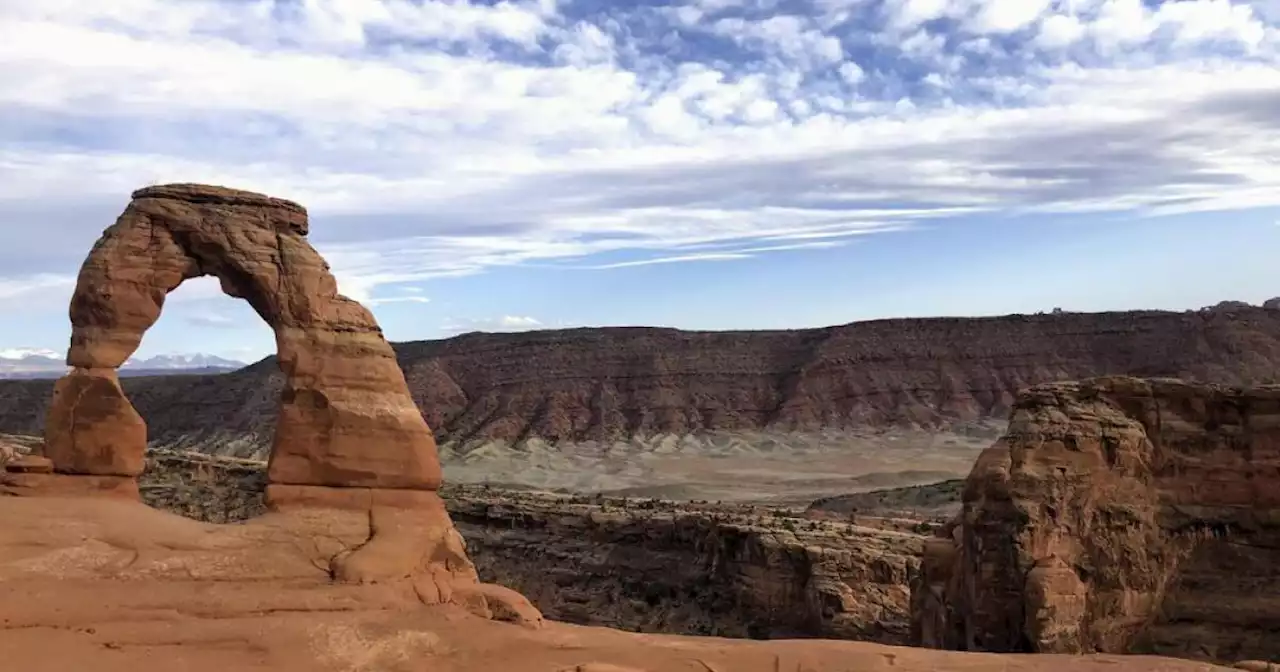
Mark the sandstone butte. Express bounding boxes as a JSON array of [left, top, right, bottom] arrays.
[[912, 376, 1280, 666], [0, 184, 1235, 671]]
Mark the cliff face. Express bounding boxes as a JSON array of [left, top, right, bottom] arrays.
[[131, 450, 924, 644], [911, 376, 1280, 664], [448, 496, 922, 644], [1, 305, 1278, 456]]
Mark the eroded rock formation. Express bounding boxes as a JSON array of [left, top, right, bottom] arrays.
[[47, 183, 439, 492], [1, 184, 538, 624], [912, 376, 1280, 664]]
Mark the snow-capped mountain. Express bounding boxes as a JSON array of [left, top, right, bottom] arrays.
[[0, 349, 248, 379], [121, 354, 249, 371], [0, 348, 61, 361]]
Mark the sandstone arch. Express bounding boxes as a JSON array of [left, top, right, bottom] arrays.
[[39, 184, 440, 496], [0, 184, 543, 626]]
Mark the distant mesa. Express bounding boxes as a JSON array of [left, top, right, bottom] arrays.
[[1, 296, 1275, 456]]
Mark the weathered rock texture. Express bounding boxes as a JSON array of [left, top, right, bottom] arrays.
[[2, 306, 1279, 457], [453, 500, 922, 643], [2, 184, 536, 627], [135, 449, 923, 644], [807, 479, 965, 521], [39, 183, 439, 490], [0, 497, 1227, 672], [912, 376, 1280, 665]]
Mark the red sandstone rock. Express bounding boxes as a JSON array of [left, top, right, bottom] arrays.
[[14, 184, 542, 642], [0, 471, 140, 499], [911, 376, 1280, 664], [45, 183, 440, 491], [43, 369, 145, 476], [3, 454, 52, 473], [0, 496, 1232, 672]]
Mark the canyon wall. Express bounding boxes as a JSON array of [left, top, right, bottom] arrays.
[[0, 305, 1278, 456], [133, 450, 923, 644], [911, 376, 1280, 664]]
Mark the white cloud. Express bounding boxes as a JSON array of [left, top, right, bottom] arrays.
[[441, 315, 544, 335], [588, 252, 753, 269], [1036, 13, 1087, 48], [969, 0, 1053, 33], [366, 295, 432, 306], [1090, 0, 1158, 49], [0, 274, 74, 301], [0, 0, 1278, 309], [839, 61, 867, 84], [884, 0, 955, 30], [710, 14, 845, 66], [1155, 0, 1266, 47], [184, 313, 238, 328]]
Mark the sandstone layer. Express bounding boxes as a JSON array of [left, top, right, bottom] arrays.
[[1, 304, 1278, 458], [0, 490, 1232, 671], [912, 376, 1280, 665]]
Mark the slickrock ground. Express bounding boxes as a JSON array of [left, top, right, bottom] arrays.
[[0, 491, 1231, 672], [913, 377, 1280, 666], [0, 303, 1277, 461]]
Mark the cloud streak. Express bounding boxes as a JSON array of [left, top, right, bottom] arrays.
[[440, 315, 545, 335], [0, 0, 1277, 305]]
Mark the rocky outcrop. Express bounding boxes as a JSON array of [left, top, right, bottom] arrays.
[[911, 376, 1280, 665], [2, 184, 539, 628], [2, 305, 1279, 458]]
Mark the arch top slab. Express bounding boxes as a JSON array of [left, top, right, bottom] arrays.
[[40, 183, 443, 493], [132, 182, 308, 213]]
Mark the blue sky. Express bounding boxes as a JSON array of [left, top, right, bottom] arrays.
[[0, 0, 1277, 362]]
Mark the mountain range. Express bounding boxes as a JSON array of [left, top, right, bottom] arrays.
[[0, 349, 247, 379], [0, 300, 1277, 456]]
